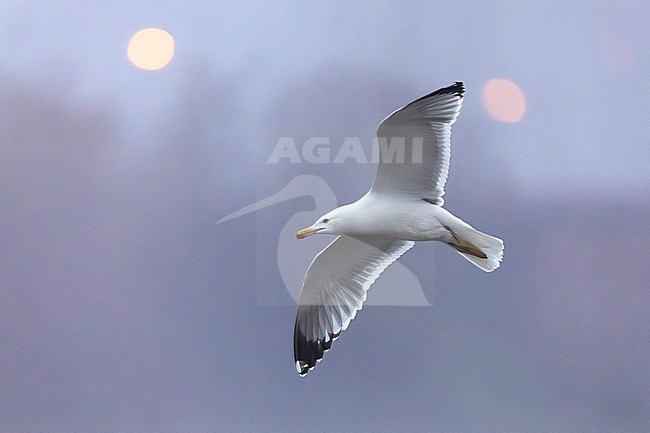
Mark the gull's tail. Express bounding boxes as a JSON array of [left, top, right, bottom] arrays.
[[444, 223, 504, 272]]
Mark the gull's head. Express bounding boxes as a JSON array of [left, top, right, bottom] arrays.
[[296, 210, 339, 239]]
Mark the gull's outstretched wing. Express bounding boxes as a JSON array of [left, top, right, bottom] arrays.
[[370, 82, 465, 206], [294, 235, 414, 376]]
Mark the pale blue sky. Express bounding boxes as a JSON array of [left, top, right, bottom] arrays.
[[1, 1, 648, 196], [1, 2, 649, 432]]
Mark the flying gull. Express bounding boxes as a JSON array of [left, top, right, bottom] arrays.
[[294, 81, 504, 376]]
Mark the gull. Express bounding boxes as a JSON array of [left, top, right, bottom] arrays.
[[293, 82, 504, 376]]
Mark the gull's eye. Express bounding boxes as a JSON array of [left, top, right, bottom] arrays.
[[322, 218, 329, 223]]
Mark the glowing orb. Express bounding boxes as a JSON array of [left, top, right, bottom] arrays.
[[481, 78, 526, 123], [127, 28, 175, 71]]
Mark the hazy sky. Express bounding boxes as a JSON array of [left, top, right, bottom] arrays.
[[1, 1, 649, 195], [1, 1, 649, 432]]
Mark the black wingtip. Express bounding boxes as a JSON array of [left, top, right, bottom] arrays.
[[293, 334, 323, 376], [409, 81, 465, 105], [293, 317, 339, 376], [294, 316, 320, 376]]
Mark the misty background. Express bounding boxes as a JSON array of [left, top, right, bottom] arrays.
[[1, 1, 649, 432]]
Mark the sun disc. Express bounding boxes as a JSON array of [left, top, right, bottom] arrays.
[[127, 28, 175, 71], [481, 78, 526, 123]]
